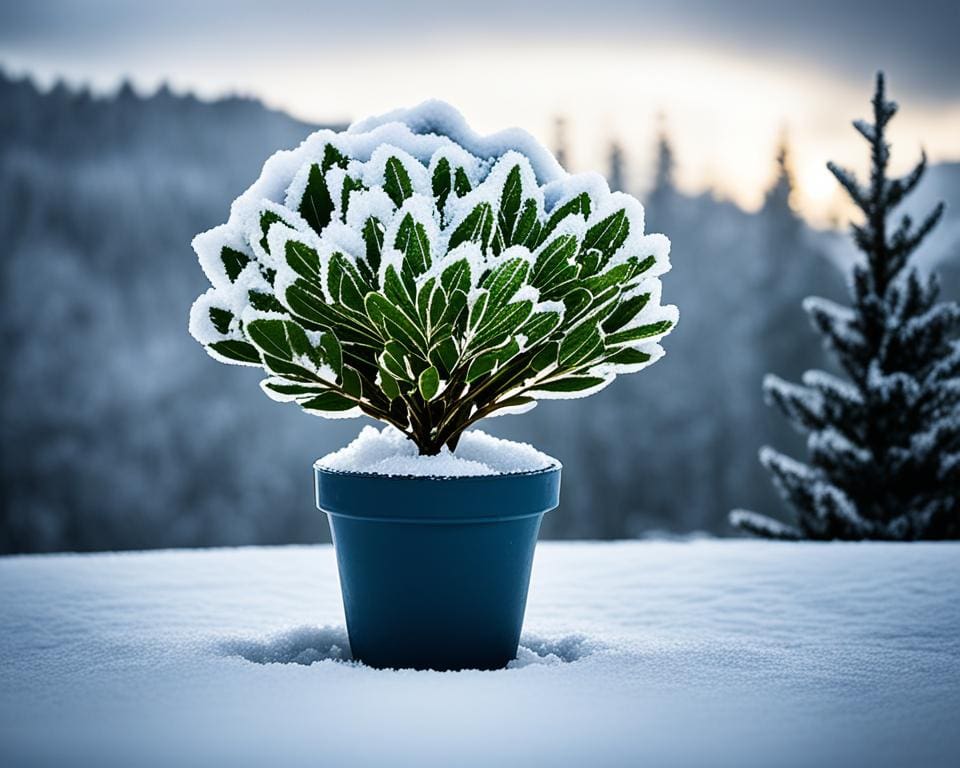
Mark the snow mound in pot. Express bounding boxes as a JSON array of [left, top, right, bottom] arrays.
[[316, 426, 557, 477]]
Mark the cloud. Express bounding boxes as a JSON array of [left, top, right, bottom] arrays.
[[2, 1, 959, 99]]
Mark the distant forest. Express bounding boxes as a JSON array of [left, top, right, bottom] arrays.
[[2, 70, 958, 552]]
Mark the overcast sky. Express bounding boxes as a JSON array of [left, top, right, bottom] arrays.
[[2, 1, 958, 221]]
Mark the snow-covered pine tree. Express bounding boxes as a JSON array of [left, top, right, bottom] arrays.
[[730, 72, 958, 540]]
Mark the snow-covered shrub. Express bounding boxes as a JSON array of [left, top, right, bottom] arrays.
[[190, 102, 676, 454], [732, 74, 959, 540]]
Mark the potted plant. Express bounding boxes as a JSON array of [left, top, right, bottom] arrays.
[[189, 101, 677, 670]]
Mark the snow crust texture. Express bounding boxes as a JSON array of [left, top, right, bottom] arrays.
[[2, 541, 959, 768], [316, 426, 557, 476]]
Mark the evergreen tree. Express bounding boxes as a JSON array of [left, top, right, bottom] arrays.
[[647, 127, 676, 216], [731, 73, 958, 540], [553, 116, 569, 170], [608, 139, 626, 192], [763, 137, 798, 224], [753, 136, 822, 385]]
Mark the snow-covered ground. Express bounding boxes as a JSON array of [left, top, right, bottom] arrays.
[[1, 541, 958, 768]]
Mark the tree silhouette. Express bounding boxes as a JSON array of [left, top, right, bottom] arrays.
[[732, 73, 957, 540], [607, 139, 626, 192], [647, 125, 676, 216]]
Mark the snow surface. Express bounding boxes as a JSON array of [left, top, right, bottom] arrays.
[[316, 425, 557, 476], [2, 541, 959, 768], [346, 100, 566, 186]]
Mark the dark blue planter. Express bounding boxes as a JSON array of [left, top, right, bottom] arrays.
[[314, 463, 561, 671]]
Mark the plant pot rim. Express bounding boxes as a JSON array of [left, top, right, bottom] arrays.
[[314, 461, 562, 524], [312, 459, 562, 482]]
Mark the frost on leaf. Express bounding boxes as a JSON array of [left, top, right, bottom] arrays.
[[189, 101, 676, 454]]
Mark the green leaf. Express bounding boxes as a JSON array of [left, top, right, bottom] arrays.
[[428, 286, 448, 329], [394, 213, 431, 276], [466, 351, 498, 383], [301, 391, 356, 413], [453, 167, 472, 196], [494, 337, 521, 363], [283, 280, 326, 323], [606, 319, 673, 345], [259, 265, 277, 287], [246, 318, 306, 362], [530, 341, 558, 371], [382, 264, 418, 318], [259, 210, 286, 254], [418, 366, 441, 400], [448, 202, 494, 251], [365, 292, 427, 354], [513, 199, 542, 248], [283, 280, 380, 347], [209, 340, 261, 365], [495, 395, 536, 411], [542, 193, 591, 241], [634, 254, 657, 275], [533, 376, 607, 393], [440, 258, 472, 295], [340, 176, 365, 222], [340, 365, 363, 398], [416, 277, 437, 327], [532, 234, 578, 292], [327, 252, 367, 314], [362, 217, 384, 274], [482, 257, 529, 310], [558, 320, 603, 368], [321, 143, 348, 172], [381, 341, 411, 380], [379, 370, 401, 401], [498, 165, 523, 244], [262, 380, 328, 398], [429, 336, 459, 374], [581, 261, 634, 295], [443, 288, 469, 334], [432, 157, 452, 216], [221, 246, 250, 282], [469, 300, 534, 352], [563, 287, 592, 317], [604, 347, 652, 366], [490, 222, 507, 256], [602, 292, 651, 333], [520, 311, 562, 345], [384, 156, 413, 207], [248, 290, 286, 313], [318, 332, 343, 376], [582, 209, 629, 272], [570, 284, 620, 327], [209, 307, 233, 335], [467, 292, 489, 333], [284, 239, 322, 283], [299, 162, 335, 236], [245, 318, 333, 382]]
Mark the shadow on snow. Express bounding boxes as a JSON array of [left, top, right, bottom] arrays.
[[218, 625, 600, 670]]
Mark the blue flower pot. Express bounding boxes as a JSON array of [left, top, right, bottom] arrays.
[[314, 463, 561, 671]]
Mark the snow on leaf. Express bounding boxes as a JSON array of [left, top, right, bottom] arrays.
[[189, 102, 675, 451]]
